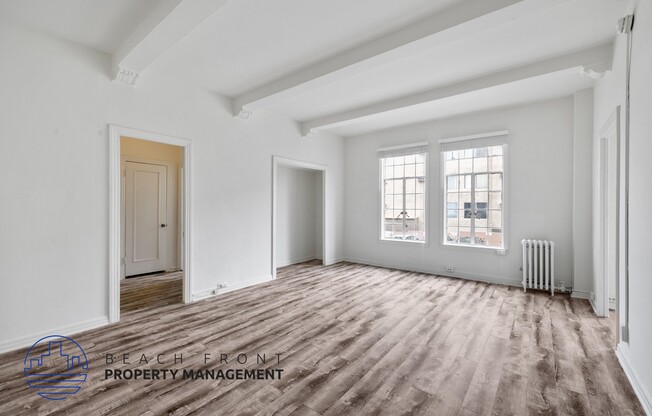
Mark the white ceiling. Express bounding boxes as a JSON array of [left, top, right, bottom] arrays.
[[321, 68, 594, 137], [268, 0, 623, 122], [150, 0, 462, 96], [0, 0, 630, 137], [0, 0, 162, 54]]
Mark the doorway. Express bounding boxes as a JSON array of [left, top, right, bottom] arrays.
[[598, 107, 620, 346], [109, 126, 193, 323], [272, 156, 326, 278]]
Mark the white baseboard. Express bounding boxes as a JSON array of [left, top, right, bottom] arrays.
[[571, 290, 593, 300], [617, 345, 652, 415], [0, 316, 110, 355], [343, 257, 523, 288], [277, 255, 318, 268], [192, 275, 273, 301], [589, 298, 600, 316]]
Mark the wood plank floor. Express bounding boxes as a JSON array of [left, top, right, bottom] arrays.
[[0, 261, 644, 415], [121, 271, 183, 312]]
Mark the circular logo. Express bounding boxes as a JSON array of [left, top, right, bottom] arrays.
[[23, 335, 88, 400]]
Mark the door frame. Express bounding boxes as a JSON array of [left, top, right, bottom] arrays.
[[109, 125, 192, 323], [597, 107, 620, 329], [271, 156, 327, 279]]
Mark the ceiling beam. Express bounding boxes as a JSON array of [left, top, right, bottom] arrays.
[[112, 0, 229, 86], [232, 0, 569, 115], [299, 42, 613, 135]]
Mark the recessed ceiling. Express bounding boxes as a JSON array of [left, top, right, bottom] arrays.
[[0, 0, 162, 54]]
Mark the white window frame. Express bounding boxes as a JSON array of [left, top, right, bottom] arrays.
[[378, 142, 429, 244], [439, 131, 509, 253]]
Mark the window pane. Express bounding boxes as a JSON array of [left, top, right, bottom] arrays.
[[393, 195, 402, 210], [447, 193, 458, 204], [416, 178, 425, 193], [486, 228, 503, 248], [459, 227, 472, 243], [460, 210, 471, 227], [416, 153, 426, 163], [385, 166, 394, 179], [445, 160, 458, 175], [489, 145, 503, 156], [475, 174, 488, 190], [489, 210, 502, 228], [460, 159, 472, 174], [489, 156, 503, 171], [384, 195, 393, 210], [489, 192, 502, 210], [405, 163, 416, 177], [394, 180, 403, 194], [460, 175, 472, 191], [474, 157, 487, 173], [416, 194, 425, 210], [384, 179, 394, 195], [475, 228, 488, 245], [489, 173, 502, 191], [405, 194, 415, 209], [447, 176, 458, 191], [475, 192, 488, 205], [474, 147, 488, 157], [447, 226, 458, 243], [406, 178, 416, 193], [447, 202, 458, 219], [462, 149, 474, 159], [405, 154, 416, 164], [416, 163, 425, 176], [393, 164, 404, 178]]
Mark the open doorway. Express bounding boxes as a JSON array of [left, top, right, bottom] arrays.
[[598, 107, 620, 347], [109, 126, 192, 323], [120, 137, 183, 312], [272, 157, 326, 278]]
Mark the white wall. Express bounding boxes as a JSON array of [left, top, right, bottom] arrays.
[[594, 1, 652, 412], [276, 166, 321, 267], [343, 98, 575, 288], [0, 23, 344, 350], [572, 89, 594, 299]]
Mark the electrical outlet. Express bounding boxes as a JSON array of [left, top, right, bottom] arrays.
[[445, 266, 455, 273], [217, 283, 228, 289]]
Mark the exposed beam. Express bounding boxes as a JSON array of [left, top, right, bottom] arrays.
[[233, 0, 569, 114], [112, 0, 229, 86], [300, 42, 613, 135]]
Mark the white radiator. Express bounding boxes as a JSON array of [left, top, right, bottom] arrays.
[[521, 239, 555, 295]]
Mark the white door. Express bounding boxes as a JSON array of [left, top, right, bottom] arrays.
[[125, 161, 168, 276]]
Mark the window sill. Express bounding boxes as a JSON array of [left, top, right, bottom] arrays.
[[441, 242, 507, 255], [379, 238, 427, 246]]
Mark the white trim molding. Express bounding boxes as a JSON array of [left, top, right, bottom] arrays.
[[192, 275, 273, 302], [617, 345, 652, 415], [344, 257, 523, 289], [570, 290, 593, 300], [112, 66, 140, 86], [0, 317, 109, 354], [109, 125, 193, 324]]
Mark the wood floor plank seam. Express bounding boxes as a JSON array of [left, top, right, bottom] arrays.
[[0, 261, 644, 416]]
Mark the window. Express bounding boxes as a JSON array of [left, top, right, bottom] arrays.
[[379, 143, 427, 242], [441, 133, 507, 248]]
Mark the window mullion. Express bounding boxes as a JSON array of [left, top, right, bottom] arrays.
[[402, 177, 407, 239], [470, 173, 476, 245]]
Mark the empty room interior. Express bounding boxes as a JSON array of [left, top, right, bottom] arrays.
[[0, 0, 651, 415]]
